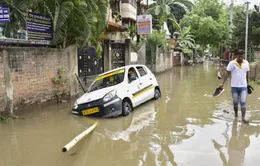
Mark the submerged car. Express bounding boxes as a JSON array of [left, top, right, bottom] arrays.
[[72, 65, 161, 117]]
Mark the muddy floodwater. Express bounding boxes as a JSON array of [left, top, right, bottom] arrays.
[[1, 63, 260, 166]]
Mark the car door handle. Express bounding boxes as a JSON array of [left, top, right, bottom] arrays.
[[139, 83, 143, 85]]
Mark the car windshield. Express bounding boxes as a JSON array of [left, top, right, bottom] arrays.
[[88, 69, 125, 92]]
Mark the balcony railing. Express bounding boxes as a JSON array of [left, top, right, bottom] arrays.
[[120, 3, 137, 21], [121, 0, 137, 8]]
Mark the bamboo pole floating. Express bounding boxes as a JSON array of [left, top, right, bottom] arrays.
[[62, 122, 98, 152]]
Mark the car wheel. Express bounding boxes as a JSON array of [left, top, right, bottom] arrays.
[[122, 101, 132, 116], [154, 88, 161, 100]]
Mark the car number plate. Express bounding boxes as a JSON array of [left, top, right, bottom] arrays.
[[82, 107, 99, 115]]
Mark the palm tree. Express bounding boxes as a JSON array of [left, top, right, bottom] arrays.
[[2, 0, 32, 37], [146, 0, 193, 27], [176, 26, 196, 58], [42, 0, 108, 48], [179, 27, 195, 48]]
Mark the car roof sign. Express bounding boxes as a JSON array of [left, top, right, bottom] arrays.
[[95, 69, 125, 81]]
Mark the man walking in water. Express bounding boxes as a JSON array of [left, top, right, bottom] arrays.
[[219, 50, 250, 123]]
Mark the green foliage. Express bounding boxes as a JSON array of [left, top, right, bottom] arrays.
[[230, 6, 247, 49], [229, 5, 260, 62], [192, 0, 224, 20], [127, 24, 137, 40], [178, 26, 196, 57], [0, 116, 11, 123], [231, 5, 260, 49], [146, 30, 168, 64], [180, 0, 229, 49], [147, 0, 191, 30], [2, 0, 29, 37], [2, 0, 108, 49], [112, 10, 121, 22], [167, 0, 195, 37], [255, 79, 260, 85], [147, 0, 190, 17], [52, 68, 68, 86], [52, 67, 68, 102]]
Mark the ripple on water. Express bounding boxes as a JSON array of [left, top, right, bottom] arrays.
[[213, 109, 260, 126]]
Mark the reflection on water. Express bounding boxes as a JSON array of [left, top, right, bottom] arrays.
[[0, 65, 260, 166], [212, 120, 259, 166], [103, 103, 157, 142]]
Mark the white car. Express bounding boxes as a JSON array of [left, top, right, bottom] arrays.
[[72, 65, 161, 117]]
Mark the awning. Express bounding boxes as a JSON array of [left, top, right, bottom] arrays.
[[122, 17, 137, 22], [99, 21, 127, 40], [107, 21, 127, 32]]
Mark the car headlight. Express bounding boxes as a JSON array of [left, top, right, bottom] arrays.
[[74, 102, 78, 109], [103, 90, 117, 102]]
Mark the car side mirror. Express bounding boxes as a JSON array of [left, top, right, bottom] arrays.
[[129, 75, 137, 82]]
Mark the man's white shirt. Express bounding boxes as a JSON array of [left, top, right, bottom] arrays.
[[227, 59, 250, 88]]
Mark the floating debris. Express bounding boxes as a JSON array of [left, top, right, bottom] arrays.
[[204, 94, 213, 97], [223, 110, 230, 114]]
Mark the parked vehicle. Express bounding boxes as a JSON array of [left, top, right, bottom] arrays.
[[72, 65, 161, 117]]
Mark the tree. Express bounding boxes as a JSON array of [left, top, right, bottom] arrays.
[[2, 0, 31, 37], [146, 0, 190, 17], [180, 0, 229, 50], [231, 4, 260, 61], [250, 5, 260, 47], [146, 30, 168, 64], [167, 0, 194, 38], [146, 0, 191, 31], [178, 26, 196, 56]]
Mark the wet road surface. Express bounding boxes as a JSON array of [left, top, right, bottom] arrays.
[[1, 63, 260, 166]]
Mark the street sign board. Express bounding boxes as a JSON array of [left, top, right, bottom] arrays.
[[137, 15, 152, 35]]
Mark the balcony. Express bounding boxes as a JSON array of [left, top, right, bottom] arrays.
[[121, 0, 137, 8], [121, 0, 137, 21]]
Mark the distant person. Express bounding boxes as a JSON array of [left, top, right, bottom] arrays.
[[219, 50, 250, 123]]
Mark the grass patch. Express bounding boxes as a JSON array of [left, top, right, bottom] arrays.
[[255, 79, 260, 85], [249, 79, 260, 86], [0, 116, 11, 123]]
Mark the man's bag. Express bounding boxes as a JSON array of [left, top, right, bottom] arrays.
[[247, 85, 254, 95]]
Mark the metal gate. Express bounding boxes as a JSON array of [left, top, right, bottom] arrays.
[[78, 47, 103, 85], [111, 42, 125, 69]]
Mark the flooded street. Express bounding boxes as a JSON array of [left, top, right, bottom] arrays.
[[1, 63, 260, 166]]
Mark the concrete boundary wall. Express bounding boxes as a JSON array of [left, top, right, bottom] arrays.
[[0, 45, 79, 114], [249, 62, 260, 81], [130, 42, 173, 73]]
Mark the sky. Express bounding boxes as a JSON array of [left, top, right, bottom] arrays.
[[147, 0, 259, 7], [224, 0, 260, 8]]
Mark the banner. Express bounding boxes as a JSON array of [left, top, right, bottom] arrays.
[[137, 15, 152, 35], [24, 12, 52, 43], [0, 3, 9, 23], [0, 3, 52, 45]]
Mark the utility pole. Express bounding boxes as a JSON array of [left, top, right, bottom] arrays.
[[230, 0, 234, 41], [229, 0, 234, 60], [245, 1, 250, 60]]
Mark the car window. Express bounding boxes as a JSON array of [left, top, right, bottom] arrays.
[[128, 67, 139, 83], [88, 69, 125, 92], [136, 66, 147, 77]]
